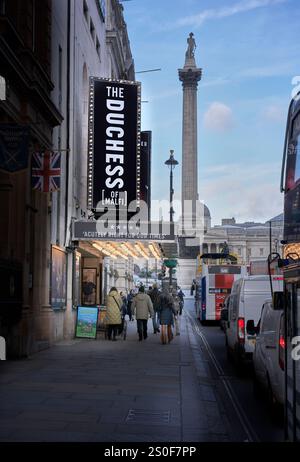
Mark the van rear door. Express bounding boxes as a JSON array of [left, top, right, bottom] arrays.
[[243, 280, 273, 353]]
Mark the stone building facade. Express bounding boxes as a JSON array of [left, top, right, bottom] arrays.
[[201, 211, 283, 265], [177, 208, 283, 290], [0, 0, 136, 356], [0, 0, 63, 356]]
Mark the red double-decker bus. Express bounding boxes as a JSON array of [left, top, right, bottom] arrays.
[[196, 253, 247, 323]]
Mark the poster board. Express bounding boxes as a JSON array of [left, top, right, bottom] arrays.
[[51, 246, 67, 309], [75, 306, 98, 339]]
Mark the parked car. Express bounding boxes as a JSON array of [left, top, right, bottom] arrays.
[[220, 296, 230, 332], [225, 275, 283, 369], [252, 299, 285, 414]]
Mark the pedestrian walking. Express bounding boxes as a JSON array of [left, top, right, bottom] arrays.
[[120, 291, 128, 319], [172, 290, 180, 336], [148, 283, 161, 333], [105, 287, 122, 341], [132, 286, 154, 341], [126, 289, 134, 321], [157, 289, 177, 344], [177, 287, 185, 315]]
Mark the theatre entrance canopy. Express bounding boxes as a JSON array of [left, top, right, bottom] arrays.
[[72, 220, 176, 260]]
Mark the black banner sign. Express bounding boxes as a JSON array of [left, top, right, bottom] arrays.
[[88, 78, 141, 211]]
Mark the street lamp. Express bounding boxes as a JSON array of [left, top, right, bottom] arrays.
[[165, 149, 178, 290], [165, 149, 178, 224]]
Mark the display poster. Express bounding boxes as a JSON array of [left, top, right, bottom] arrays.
[[76, 306, 98, 339], [51, 246, 67, 309]]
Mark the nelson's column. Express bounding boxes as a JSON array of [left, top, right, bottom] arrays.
[[177, 33, 209, 289]]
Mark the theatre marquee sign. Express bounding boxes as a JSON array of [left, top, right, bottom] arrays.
[[72, 220, 175, 242], [88, 77, 141, 211]]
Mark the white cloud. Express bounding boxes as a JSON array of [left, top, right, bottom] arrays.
[[199, 162, 283, 224], [204, 102, 234, 132], [263, 105, 286, 123], [237, 62, 295, 79], [174, 0, 288, 29]]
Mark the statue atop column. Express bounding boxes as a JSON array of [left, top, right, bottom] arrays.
[[186, 32, 196, 59]]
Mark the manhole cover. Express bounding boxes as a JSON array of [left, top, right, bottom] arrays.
[[126, 409, 170, 424]]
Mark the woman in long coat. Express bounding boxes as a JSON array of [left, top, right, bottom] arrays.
[[157, 289, 177, 344], [105, 287, 122, 341]]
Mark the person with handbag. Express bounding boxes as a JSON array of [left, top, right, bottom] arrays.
[[105, 287, 122, 341], [157, 288, 177, 344]]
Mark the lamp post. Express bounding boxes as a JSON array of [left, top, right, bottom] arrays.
[[165, 150, 178, 290], [165, 149, 178, 225]]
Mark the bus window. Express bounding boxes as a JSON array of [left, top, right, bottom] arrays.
[[286, 112, 300, 190]]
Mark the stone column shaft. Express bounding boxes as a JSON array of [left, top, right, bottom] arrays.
[[178, 61, 202, 221]]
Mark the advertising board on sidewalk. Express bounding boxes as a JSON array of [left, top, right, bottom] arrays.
[[75, 306, 99, 339]]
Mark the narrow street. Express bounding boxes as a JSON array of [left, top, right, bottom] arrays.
[[0, 299, 284, 443], [184, 301, 285, 442]]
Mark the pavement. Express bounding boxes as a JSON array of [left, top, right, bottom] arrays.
[[0, 301, 230, 442]]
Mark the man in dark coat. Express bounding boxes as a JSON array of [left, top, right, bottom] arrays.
[[148, 283, 161, 333]]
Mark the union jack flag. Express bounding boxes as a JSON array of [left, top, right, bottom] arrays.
[[31, 151, 61, 192]]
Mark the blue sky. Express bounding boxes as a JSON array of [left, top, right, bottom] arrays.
[[122, 0, 300, 225]]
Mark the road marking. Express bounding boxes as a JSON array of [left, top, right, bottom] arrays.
[[185, 309, 259, 443]]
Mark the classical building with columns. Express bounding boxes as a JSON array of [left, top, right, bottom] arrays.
[[200, 211, 283, 264], [177, 208, 283, 290]]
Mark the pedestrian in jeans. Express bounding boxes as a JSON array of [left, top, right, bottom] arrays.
[[157, 289, 177, 344], [132, 286, 154, 341], [105, 287, 122, 341], [126, 290, 134, 321], [148, 283, 161, 333]]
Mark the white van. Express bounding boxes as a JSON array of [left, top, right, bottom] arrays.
[[253, 300, 284, 408], [225, 275, 283, 368]]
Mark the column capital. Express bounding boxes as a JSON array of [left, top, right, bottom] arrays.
[[178, 67, 202, 87]]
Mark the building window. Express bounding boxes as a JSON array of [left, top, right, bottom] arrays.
[[96, 37, 101, 59], [260, 248, 264, 256], [83, 0, 88, 22], [248, 248, 251, 256], [90, 19, 95, 41], [238, 247, 242, 256]]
